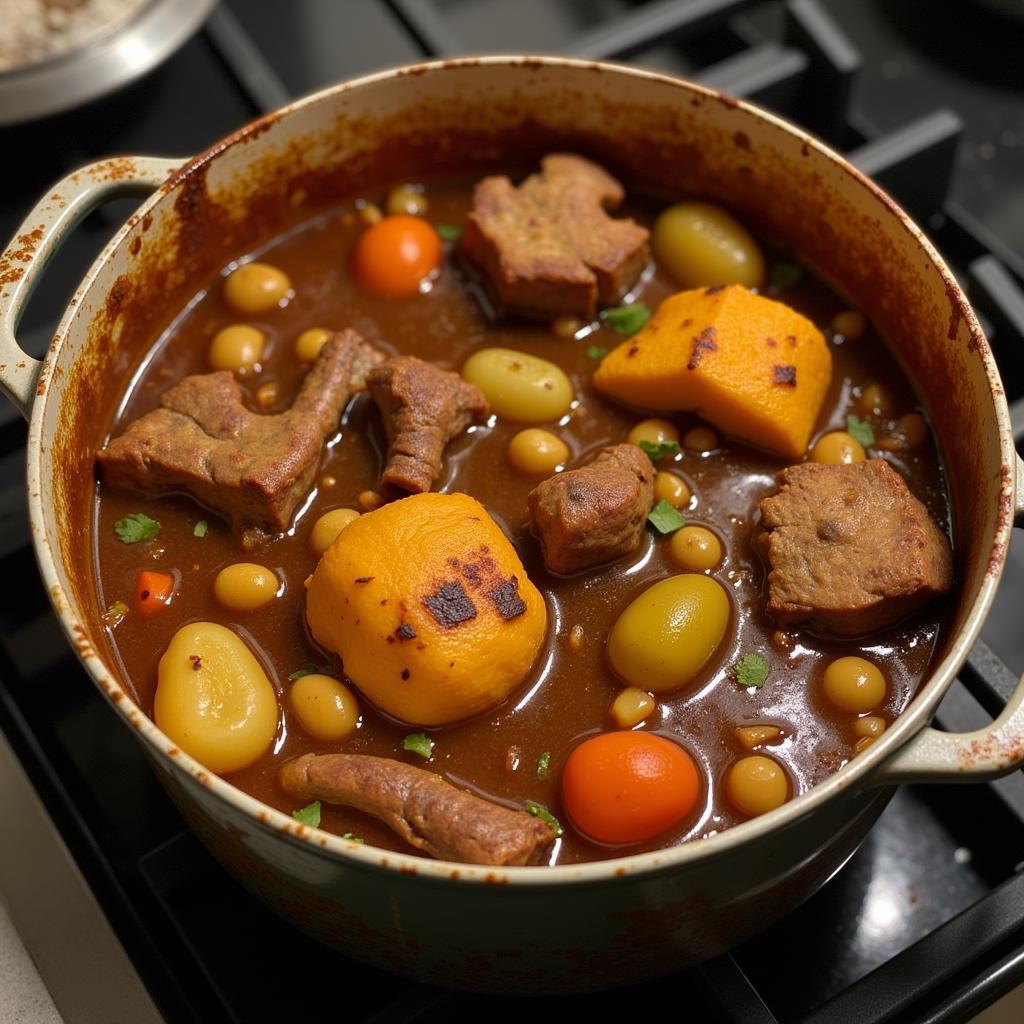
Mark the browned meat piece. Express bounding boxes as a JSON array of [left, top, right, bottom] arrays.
[[759, 459, 953, 636], [460, 153, 650, 319], [97, 330, 384, 546], [279, 753, 555, 866], [528, 444, 655, 574], [368, 356, 489, 495]]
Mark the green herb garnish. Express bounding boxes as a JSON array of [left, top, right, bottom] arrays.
[[648, 499, 687, 535], [103, 600, 129, 629], [733, 653, 769, 688], [114, 512, 160, 544], [193, 520, 208, 538], [403, 732, 434, 759], [770, 262, 803, 289], [525, 800, 563, 837], [436, 223, 462, 242], [585, 345, 608, 360], [536, 752, 551, 781], [603, 303, 651, 336], [292, 801, 321, 828], [288, 666, 318, 681], [845, 414, 875, 447], [341, 833, 365, 844], [637, 439, 680, 461]]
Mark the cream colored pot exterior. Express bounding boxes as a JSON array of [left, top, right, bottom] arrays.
[[2, 58, 1024, 992]]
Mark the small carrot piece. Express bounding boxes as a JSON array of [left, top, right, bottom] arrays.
[[134, 571, 175, 617]]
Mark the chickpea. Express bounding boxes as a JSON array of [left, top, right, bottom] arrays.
[[385, 185, 428, 217], [295, 327, 333, 363], [290, 674, 359, 742], [551, 315, 584, 340], [154, 622, 278, 774], [223, 261, 291, 315], [628, 418, 679, 448], [208, 324, 264, 374], [652, 202, 765, 289], [810, 431, 865, 465], [608, 575, 730, 693], [726, 756, 789, 817], [735, 725, 783, 751], [358, 202, 382, 226], [858, 383, 893, 419], [832, 309, 866, 341], [213, 563, 280, 611], [508, 428, 569, 476], [309, 508, 360, 555], [669, 525, 723, 572], [878, 412, 928, 452], [462, 348, 574, 423], [822, 656, 886, 713], [853, 715, 887, 739], [358, 490, 384, 511], [654, 471, 691, 509], [610, 687, 656, 729], [255, 381, 278, 407], [684, 426, 718, 453]]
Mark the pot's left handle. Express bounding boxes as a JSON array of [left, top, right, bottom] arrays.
[[873, 452, 1024, 784], [0, 156, 183, 420]]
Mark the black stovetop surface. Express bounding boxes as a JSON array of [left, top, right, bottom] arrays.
[[3, 3, 1024, 1021]]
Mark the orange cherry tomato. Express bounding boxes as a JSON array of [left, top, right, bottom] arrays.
[[134, 571, 175, 617], [561, 731, 700, 844], [351, 214, 443, 297]]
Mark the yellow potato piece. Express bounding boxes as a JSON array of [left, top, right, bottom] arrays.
[[593, 285, 832, 459], [154, 622, 279, 774], [306, 492, 547, 726]]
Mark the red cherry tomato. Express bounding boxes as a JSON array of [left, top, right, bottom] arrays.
[[561, 731, 699, 844], [351, 215, 443, 297]]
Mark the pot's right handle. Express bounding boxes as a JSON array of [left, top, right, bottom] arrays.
[[0, 156, 183, 420], [874, 452, 1024, 784]]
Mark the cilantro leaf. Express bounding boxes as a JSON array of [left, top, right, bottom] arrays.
[[770, 262, 803, 289], [525, 800, 563, 837], [637, 439, 680, 461], [845, 414, 875, 447], [292, 801, 321, 828], [536, 752, 551, 781], [585, 345, 608, 360], [114, 512, 160, 544], [733, 653, 769, 688], [403, 731, 434, 759], [436, 223, 462, 242], [288, 666, 319, 681], [193, 520, 208, 538], [341, 832, 365, 844], [648, 499, 687, 535], [603, 303, 651, 336]]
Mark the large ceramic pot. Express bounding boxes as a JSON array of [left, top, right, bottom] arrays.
[[2, 57, 1023, 993]]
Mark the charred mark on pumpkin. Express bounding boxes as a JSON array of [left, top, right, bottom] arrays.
[[396, 622, 416, 640], [687, 326, 718, 370], [488, 577, 527, 621], [773, 364, 797, 386], [423, 580, 477, 627]]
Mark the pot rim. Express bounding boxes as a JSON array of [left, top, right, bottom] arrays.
[[27, 54, 1014, 887]]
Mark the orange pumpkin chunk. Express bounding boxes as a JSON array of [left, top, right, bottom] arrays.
[[593, 284, 832, 459]]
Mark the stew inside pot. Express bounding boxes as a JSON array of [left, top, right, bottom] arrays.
[[93, 157, 954, 866]]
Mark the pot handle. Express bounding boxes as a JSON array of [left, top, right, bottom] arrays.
[[0, 156, 183, 420], [873, 451, 1024, 784]]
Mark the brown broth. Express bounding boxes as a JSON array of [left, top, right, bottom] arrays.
[[93, 183, 952, 864]]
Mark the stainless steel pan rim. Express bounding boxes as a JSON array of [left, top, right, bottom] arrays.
[[6, 55, 1024, 887]]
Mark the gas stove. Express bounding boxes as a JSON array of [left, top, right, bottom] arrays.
[[2, 2, 1024, 1021]]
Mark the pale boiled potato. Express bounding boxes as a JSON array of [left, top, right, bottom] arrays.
[[608, 575, 730, 693], [462, 348, 573, 423], [154, 622, 278, 774]]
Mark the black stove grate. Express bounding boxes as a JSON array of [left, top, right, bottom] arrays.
[[3, 2, 1024, 1021]]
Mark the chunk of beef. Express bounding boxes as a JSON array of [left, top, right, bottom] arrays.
[[460, 154, 649, 319], [528, 443, 655, 574], [368, 355, 489, 495], [279, 753, 554, 866], [97, 330, 384, 546], [759, 459, 953, 636]]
